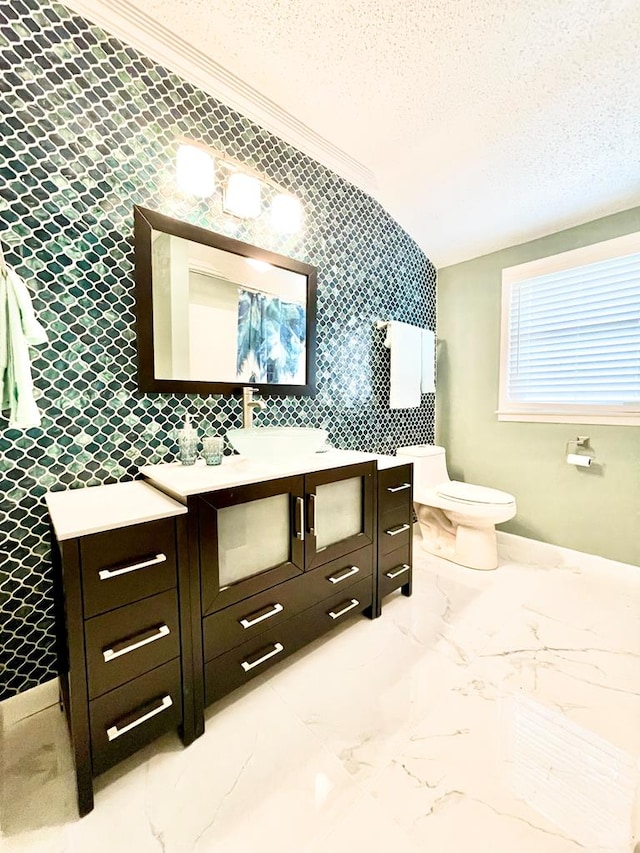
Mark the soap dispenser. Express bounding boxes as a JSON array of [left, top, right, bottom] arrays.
[[177, 413, 198, 465]]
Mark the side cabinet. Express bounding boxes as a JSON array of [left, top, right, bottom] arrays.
[[50, 513, 194, 817], [374, 463, 414, 616], [195, 462, 376, 710]]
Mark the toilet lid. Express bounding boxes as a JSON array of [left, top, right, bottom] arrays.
[[435, 481, 514, 506]]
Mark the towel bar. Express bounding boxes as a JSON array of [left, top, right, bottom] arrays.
[[374, 319, 439, 342]]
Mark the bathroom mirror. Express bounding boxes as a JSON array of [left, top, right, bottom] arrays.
[[134, 206, 317, 396]]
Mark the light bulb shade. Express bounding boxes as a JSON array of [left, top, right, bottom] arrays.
[[176, 144, 215, 198], [223, 172, 261, 219], [270, 193, 303, 234]]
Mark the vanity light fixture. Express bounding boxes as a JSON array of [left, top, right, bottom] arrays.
[[176, 143, 215, 198], [223, 172, 261, 219], [270, 193, 303, 234], [175, 139, 303, 233]]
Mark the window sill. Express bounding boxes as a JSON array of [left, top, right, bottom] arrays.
[[496, 411, 640, 426]]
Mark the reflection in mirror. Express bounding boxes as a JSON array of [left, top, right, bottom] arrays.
[[134, 207, 317, 396], [152, 233, 307, 384]]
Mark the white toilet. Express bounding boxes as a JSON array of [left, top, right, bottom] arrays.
[[396, 445, 516, 570]]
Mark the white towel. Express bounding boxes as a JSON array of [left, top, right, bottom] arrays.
[[0, 263, 48, 428], [385, 321, 421, 409], [421, 329, 436, 393]]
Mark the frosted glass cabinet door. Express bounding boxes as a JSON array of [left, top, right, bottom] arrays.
[[315, 478, 362, 550], [217, 494, 289, 586], [305, 462, 375, 570], [198, 475, 305, 614]]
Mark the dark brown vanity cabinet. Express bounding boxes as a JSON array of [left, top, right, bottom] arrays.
[[192, 462, 376, 715], [49, 457, 411, 817], [50, 512, 195, 817], [374, 463, 414, 616]]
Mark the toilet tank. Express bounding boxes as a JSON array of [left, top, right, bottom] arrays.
[[396, 445, 450, 495]]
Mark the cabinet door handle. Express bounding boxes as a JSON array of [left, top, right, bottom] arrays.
[[106, 695, 173, 742], [241, 642, 284, 672], [386, 483, 411, 493], [385, 523, 410, 537], [98, 552, 167, 580], [328, 565, 359, 584], [328, 599, 359, 620], [239, 603, 284, 629], [385, 564, 410, 579], [103, 624, 170, 662], [295, 496, 305, 541], [308, 493, 317, 536]]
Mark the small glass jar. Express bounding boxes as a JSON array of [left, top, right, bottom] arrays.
[[202, 436, 223, 466]]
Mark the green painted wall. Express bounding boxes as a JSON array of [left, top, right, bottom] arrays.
[[437, 206, 640, 567]]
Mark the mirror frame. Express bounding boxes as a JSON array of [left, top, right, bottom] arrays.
[[134, 206, 317, 396]]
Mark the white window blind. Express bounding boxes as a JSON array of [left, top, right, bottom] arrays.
[[499, 232, 640, 424]]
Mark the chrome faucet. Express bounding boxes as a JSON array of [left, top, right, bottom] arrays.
[[242, 387, 267, 428]]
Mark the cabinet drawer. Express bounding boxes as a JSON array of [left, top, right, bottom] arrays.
[[80, 519, 177, 617], [89, 658, 182, 776], [379, 504, 412, 556], [85, 589, 181, 699], [378, 465, 413, 512], [307, 545, 372, 599], [203, 583, 297, 663], [378, 546, 412, 599], [202, 546, 373, 661], [205, 576, 373, 706]]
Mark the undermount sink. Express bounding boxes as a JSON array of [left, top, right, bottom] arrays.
[[226, 427, 328, 458]]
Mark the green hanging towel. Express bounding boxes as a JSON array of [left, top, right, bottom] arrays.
[[0, 259, 48, 428]]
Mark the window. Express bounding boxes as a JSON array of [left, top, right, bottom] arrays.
[[498, 232, 640, 425]]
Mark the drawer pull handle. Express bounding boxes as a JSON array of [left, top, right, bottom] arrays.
[[328, 599, 359, 620], [295, 497, 305, 541], [98, 552, 167, 580], [239, 603, 284, 629], [308, 493, 317, 536], [386, 483, 411, 493], [385, 523, 411, 537], [328, 565, 359, 584], [241, 642, 284, 672], [386, 564, 410, 579], [102, 624, 171, 662], [106, 694, 173, 742]]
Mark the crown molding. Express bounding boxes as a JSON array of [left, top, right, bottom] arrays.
[[60, 0, 378, 195]]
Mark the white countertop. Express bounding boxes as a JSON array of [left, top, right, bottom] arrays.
[[46, 480, 188, 541], [374, 453, 410, 471], [140, 449, 407, 500]]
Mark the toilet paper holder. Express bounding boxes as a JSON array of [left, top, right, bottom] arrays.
[[565, 436, 594, 467]]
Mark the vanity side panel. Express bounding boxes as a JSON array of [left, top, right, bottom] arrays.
[[187, 498, 205, 739], [54, 535, 94, 817], [176, 513, 198, 745], [370, 467, 381, 618]]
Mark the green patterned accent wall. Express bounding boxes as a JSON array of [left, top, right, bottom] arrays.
[[0, 0, 436, 698]]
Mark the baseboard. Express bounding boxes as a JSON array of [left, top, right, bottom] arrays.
[[497, 531, 639, 575], [0, 678, 59, 728]]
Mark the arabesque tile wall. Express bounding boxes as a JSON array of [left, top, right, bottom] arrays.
[[0, 0, 436, 698]]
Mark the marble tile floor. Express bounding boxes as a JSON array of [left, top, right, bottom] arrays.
[[1, 535, 639, 852]]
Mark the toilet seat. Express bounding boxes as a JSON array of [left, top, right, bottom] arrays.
[[435, 480, 514, 506]]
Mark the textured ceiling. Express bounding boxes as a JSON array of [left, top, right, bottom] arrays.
[[83, 0, 640, 266]]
